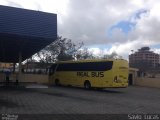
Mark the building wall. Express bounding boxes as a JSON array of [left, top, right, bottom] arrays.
[[135, 77, 160, 89], [128, 68, 138, 85], [0, 73, 49, 84], [129, 47, 160, 68], [0, 62, 13, 68], [19, 74, 49, 84], [0, 73, 5, 82]]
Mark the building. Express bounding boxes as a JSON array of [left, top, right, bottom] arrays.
[[0, 62, 13, 72], [22, 62, 53, 74], [128, 67, 139, 85], [129, 47, 160, 71], [0, 62, 13, 68], [0, 5, 57, 63]]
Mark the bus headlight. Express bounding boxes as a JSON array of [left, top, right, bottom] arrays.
[[114, 76, 117, 82], [114, 76, 122, 83]]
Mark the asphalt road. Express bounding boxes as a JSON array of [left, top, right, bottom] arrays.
[[0, 85, 160, 119]]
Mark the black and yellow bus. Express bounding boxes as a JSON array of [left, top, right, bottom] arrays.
[[49, 59, 129, 89]]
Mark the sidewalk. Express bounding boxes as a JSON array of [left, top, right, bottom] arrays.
[[25, 84, 48, 88]]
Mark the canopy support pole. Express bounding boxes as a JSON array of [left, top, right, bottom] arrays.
[[18, 52, 22, 83]]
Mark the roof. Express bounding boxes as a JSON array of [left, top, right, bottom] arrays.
[[23, 62, 53, 69], [0, 5, 57, 63], [129, 67, 139, 71]]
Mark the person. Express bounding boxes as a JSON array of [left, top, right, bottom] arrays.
[[5, 70, 10, 85], [15, 73, 19, 86]]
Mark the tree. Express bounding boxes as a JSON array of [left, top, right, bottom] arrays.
[[103, 52, 121, 59], [35, 36, 84, 62], [76, 48, 94, 60]]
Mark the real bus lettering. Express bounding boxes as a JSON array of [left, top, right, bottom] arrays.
[[77, 72, 90, 77], [91, 72, 104, 77], [77, 72, 104, 77]]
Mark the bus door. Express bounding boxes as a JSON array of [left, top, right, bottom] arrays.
[[49, 67, 56, 84], [55, 64, 71, 85]]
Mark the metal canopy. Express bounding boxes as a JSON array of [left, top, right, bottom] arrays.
[[0, 5, 57, 63]]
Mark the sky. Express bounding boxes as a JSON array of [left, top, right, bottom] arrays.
[[0, 0, 160, 59]]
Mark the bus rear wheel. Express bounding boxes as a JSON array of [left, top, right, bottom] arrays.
[[55, 79, 60, 86], [84, 81, 91, 89]]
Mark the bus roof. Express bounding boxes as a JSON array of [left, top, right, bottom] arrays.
[[55, 59, 127, 64]]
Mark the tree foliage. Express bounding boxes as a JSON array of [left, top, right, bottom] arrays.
[[103, 52, 122, 59], [28, 36, 123, 64], [35, 36, 86, 63], [76, 48, 94, 60]]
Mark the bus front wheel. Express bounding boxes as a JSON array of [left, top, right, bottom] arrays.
[[84, 81, 91, 89]]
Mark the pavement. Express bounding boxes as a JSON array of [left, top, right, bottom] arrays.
[[25, 84, 48, 88], [0, 85, 160, 120]]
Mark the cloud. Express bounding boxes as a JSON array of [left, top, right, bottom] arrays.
[[59, 0, 146, 45], [108, 8, 149, 42], [61, 0, 160, 60], [89, 39, 156, 60], [110, 21, 135, 34]]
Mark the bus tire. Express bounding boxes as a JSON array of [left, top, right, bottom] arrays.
[[55, 79, 60, 86], [84, 81, 91, 89]]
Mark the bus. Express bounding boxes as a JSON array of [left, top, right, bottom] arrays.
[[49, 59, 129, 89]]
